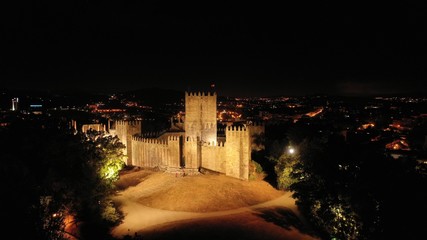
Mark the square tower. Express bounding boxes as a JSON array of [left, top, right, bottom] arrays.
[[184, 92, 217, 144]]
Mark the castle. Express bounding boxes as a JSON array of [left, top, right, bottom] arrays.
[[102, 92, 264, 180]]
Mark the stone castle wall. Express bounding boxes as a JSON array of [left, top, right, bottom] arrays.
[[183, 137, 199, 169], [198, 126, 251, 180], [200, 141, 226, 173], [111, 120, 142, 165], [131, 136, 180, 169], [224, 126, 251, 180], [111, 120, 252, 180]]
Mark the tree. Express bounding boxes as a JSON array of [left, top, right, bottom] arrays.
[[1, 120, 125, 239], [84, 129, 125, 186], [270, 148, 300, 190], [272, 130, 427, 239]]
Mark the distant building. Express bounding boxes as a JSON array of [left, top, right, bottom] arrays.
[[81, 123, 106, 133], [11, 98, 19, 111], [29, 104, 43, 115]]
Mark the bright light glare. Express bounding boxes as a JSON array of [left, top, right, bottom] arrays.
[[288, 147, 295, 154]]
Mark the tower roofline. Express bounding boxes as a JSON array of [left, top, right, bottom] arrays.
[[185, 91, 216, 97]]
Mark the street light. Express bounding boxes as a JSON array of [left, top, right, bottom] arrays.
[[288, 146, 295, 154]]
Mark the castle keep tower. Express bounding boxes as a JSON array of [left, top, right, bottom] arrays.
[[184, 92, 217, 144]]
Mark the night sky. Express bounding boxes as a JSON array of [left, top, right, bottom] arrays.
[[2, 2, 426, 96]]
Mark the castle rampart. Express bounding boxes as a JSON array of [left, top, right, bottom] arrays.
[[131, 135, 180, 169]]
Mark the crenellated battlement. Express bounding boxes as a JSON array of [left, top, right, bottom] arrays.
[[185, 91, 216, 97], [185, 136, 197, 142], [132, 136, 167, 145], [116, 120, 142, 126], [168, 135, 180, 141], [141, 131, 164, 138], [204, 141, 225, 147], [226, 126, 247, 132]]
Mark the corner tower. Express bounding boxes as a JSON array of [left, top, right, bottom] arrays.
[[184, 92, 217, 143]]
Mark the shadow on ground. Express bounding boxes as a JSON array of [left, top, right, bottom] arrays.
[[252, 150, 278, 188], [120, 209, 321, 240], [253, 207, 319, 238]]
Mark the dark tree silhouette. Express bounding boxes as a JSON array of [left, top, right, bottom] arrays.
[[271, 130, 427, 240], [1, 119, 125, 239]]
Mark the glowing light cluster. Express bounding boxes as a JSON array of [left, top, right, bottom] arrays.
[[305, 107, 324, 117], [218, 110, 242, 122]]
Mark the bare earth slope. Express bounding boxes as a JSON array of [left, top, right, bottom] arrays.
[[116, 168, 284, 212], [112, 168, 320, 240]]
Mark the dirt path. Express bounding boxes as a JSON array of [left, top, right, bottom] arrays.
[[111, 169, 320, 239]]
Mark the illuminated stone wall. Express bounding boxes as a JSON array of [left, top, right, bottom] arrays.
[[131, 136, 180, 168], [183, 137, 199, 169], [200, 141, 226, 173], [112, 121, 142, 165], [224, 126, 251, 180], [184, 92, 217, 143]]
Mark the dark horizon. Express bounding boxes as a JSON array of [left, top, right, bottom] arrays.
[[2, 2, 426, 97], [3, 85, 427, 100]]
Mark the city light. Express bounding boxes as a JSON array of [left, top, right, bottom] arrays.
[[11, 97, 19, 111]]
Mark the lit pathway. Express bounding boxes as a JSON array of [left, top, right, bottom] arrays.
[[111, 190, 312, 238]]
